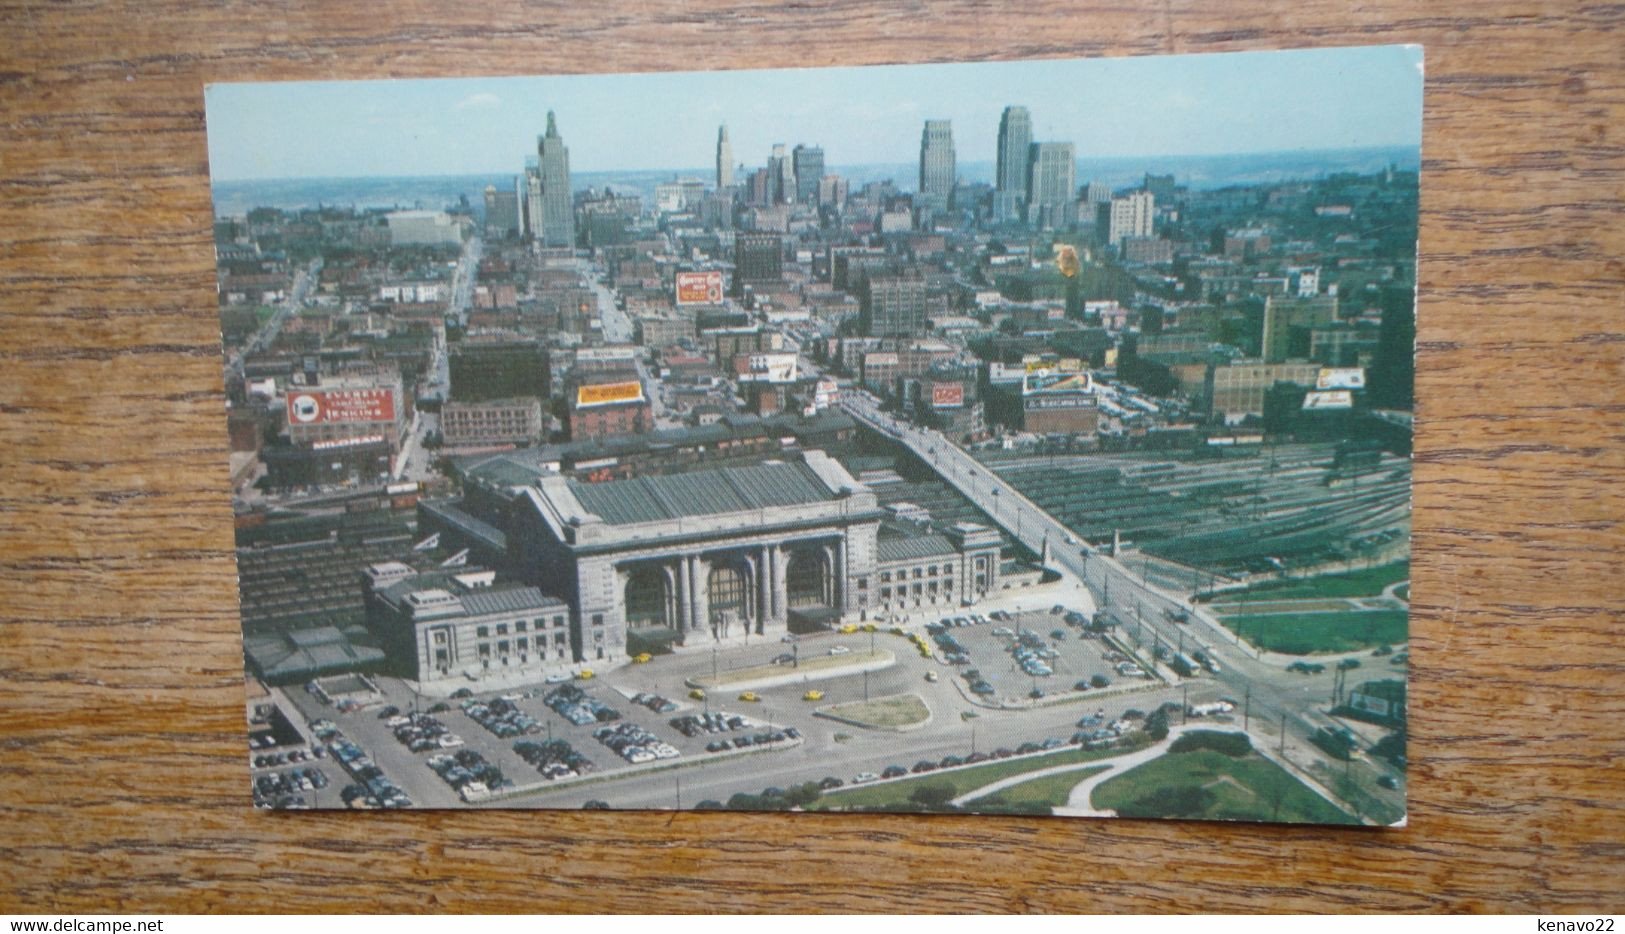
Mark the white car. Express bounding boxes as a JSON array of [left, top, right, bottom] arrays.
[[852, 772, 879, 784], [438, 734, 466, 749], [828, 645, 851, 656]]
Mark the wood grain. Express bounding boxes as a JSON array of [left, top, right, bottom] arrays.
[[1, 0, 1621, 914]]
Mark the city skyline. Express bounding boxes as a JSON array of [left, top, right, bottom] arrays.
[[205, 45, 1423, 182]]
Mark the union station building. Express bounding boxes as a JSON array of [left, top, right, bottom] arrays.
[[423, 449, 1005, 671]]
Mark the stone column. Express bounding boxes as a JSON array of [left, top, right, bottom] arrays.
[[756, 549, 771, 634], [769, 544, 785, 623], [674, 557, 691, 632], [835, 537, 849, 613], [692, 555, 710, 634]]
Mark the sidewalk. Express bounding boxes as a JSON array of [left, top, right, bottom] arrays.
[[950, 723, 1207, 811]]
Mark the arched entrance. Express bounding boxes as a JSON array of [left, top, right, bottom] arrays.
[[624, 565, 671, 629], [785, 547, 830, 609], [707, 560, 752, 636]]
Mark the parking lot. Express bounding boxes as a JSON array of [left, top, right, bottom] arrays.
[[929, 606, 1153, 706], [277, 669, 797, 806], [264, 608, 1194, 810]]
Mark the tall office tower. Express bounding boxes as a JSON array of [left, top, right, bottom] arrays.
[[1080, 181, 1112, 206], [767, 144, 795, 203], [1105, 190, 1155, 247], [859, 273, 928, 337], [536, 111, 575, 248], [524, 169, 544, 241], [817, 174, 849, 208], [716, 125, 734, 189], [515, 173, 530, 237], [1026, 141, 1075, 229], [993, 105, 1032, 223], [918, 119, 956, 204], [793, 144, 824, 205]]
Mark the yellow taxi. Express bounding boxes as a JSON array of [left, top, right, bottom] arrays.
[[688, 688, 706, 701], [802, 690, 824, 702], [631, 653, 652, 664], [738, 691, 760, 703], [576, 669, 594, 681], [838, 624, 858, 634]]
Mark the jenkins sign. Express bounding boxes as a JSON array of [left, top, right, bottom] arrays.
[[576, 380, 645, 408], [286, 388, 395, 425], [675, 270, 724, 306]]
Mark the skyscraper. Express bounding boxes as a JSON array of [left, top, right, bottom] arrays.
[[1105, 190, 1155, 247], [994, 106, 1033, 223], [768, 144, 794, 204], [716, 125, 734, 189], [1026, 141, 1075, 229], [793, 144, 824, 205], [536, 111, 575, 248], [918, 120, 956, 204]]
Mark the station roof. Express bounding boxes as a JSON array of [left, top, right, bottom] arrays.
[[567, 460, 837, 526]]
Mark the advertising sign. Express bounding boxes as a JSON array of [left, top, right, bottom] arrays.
[[1302, 389, 1355, 410], [675, 270, 724, 306], [286, 388, 395, 425], [1316, 367, 1367, 390], [930, 382, 965, 409], [576, 380, 645, 408], [1023, 371, 1093, 396], [744, 352, 798, 383]]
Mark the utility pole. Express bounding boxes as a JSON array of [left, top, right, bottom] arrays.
[[1181, 682, 1189, 724], [675, 774, 682, 810], [1280, 711, 1287, 755], [1244, 686, 1251, 731]]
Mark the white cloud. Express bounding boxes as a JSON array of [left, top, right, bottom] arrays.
[[455, 92, 501, 111]]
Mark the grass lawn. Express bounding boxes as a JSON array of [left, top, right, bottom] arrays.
[[1394, 584, 1409, 601], [1207, 561, 1410, 603], [965, 765, 1109, 812], [690, 649, 892, 690], [1223, 609, 1409, 655], [816, 693, 930, 729], [813, 742, 1143, 811], [1091, 750, 1357, 824]]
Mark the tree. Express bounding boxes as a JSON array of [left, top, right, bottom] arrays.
[[908, 782, 958, 810]]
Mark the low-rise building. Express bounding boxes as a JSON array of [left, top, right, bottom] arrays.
[[441, 398, 544, 447], [363, 563, 573, 684]]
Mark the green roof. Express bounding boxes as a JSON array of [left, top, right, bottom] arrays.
[[569, 460, 836, 525], [876, 532, 957, 563]]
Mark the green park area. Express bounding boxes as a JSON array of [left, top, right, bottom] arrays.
[[816, 693, 930, 730], [1206, 561, 1409, 603], [1221, 609, 1408, 655], [814, 742, 1142, 812], [964, 766, 1109, 813], [1091, 738, 1356, 824]]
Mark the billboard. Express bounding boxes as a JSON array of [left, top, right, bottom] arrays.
[[575, 380, 645, 408], [930, 382, 965, 409], [1302, 389, 1355, 410], [1024, 371, 1093, 396], [675, 270, 724, 306], [742, 352, 798, 383], [1316, 367, 1367, 390], [286, 388, 395, 425]]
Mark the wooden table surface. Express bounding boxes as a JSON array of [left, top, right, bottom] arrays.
[[1, 0, 1621, 914]]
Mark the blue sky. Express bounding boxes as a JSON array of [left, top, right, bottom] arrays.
[[205, 45, 1422, 181]]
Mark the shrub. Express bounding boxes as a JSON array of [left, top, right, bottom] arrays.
[[908, 782, 958, 810], [1169, 730, 1252, 757]]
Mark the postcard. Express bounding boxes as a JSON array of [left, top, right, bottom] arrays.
[[210, 44, 1419, 823]]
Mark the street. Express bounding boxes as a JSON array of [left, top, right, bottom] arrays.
[[838, 391, 1406, 823]]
